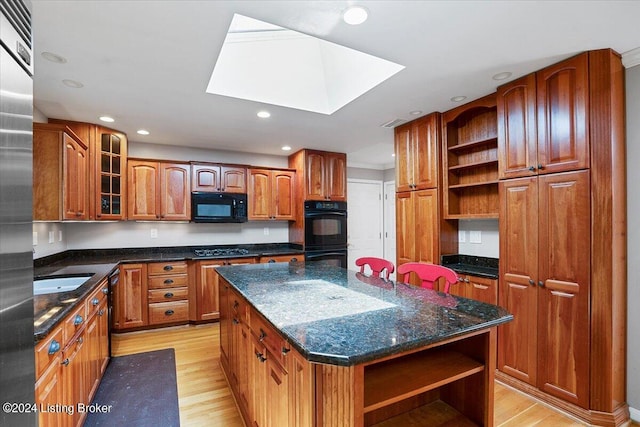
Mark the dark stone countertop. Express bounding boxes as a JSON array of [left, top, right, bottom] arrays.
[[441, 254, 499, 279], [33, 243, 303, 342], [215, 263, 512, 366]]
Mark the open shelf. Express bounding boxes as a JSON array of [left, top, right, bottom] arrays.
[[448, 159, 498, 172], [363, 349, 484, 413], [447, 136, 497, 152], [448, 180, 499, 189]]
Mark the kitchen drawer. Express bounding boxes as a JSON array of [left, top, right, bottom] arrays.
[[147, 261, 188, 276], [35, 325, 64, 378], [259, 254, 304, 263], [148, 301, 189, 325], [230, 289, 248, 324], [85, 280, 108, 316], [148, 287, 189, 303], [63, 302, 87, 343], [250, 309, 288, 368], [148, 274, 188, 289]]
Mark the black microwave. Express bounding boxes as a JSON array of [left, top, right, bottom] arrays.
[[191, 192, 248, 223]]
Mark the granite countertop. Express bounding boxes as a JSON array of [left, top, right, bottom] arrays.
[[215, 263, 512, 366], [441, 254, 499, 279], [33, 243, 303, 342]]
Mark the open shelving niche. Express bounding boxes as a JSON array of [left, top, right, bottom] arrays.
[[442, 94, 499, 219]]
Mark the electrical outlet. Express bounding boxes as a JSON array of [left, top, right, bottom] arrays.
[[458, 230, 467, 243], [48, 231, 55, 244], [150, 228, 158, 238], [58, 230, 63, 241], [263, 227, 269, 236], [469, 230, 482, 244], [33, 232, 38, 246]]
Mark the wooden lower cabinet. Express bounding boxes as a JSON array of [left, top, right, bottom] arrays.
[[113, 263, 148, 330], [449, 274, 497, 305], [35, 335, 65, 427]]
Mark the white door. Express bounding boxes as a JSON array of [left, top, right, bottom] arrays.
[[383, 181, 396, 279], [347, 180, 383, 272]]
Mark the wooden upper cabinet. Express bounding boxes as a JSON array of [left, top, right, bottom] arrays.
[[290, 149, 347, 201], [94, 129, 127, 220], [127, 160, 190, 220], [498, 53, 589, 179], [395, 113, 440, 192], [191, 163, 247, 193], [33, 123, 89, 221], [248, 169, 295, 220]]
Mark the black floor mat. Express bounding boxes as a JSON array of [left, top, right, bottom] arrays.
[[83, 348, 180, 427]]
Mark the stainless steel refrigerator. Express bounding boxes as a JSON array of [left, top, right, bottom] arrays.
[[0, 0, 35, 425]]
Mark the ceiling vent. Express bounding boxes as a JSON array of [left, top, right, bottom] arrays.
[[380, 118, 407, 128]]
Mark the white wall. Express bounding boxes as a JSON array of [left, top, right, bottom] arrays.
[[32, 222, 67, 258], [457, 219, 499, 258], [626, 64, 640, 419]]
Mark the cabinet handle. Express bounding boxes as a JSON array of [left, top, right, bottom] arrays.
[[165, 310, 174, 316], [255, 350, 267, 363], [164, 292, 174, 298], [76, 212, 82, 217], [98, 309, 105, 316], [464, 278, 470, 283], [77, 337, 83, 345], [259, 329, 267, 342], [529, 279, 535, 286], [48, 340, 61, 354], [233, 301, 239, 309], [164, 279, 174, 285], [232, 318, 240, 325], [73, 315, 83, 326], [538, 281, 545, 287], [61, 358, 70, 366], [268, 259, 276, 263], [528, 166, 536, 172], [281, 347, 290, 355], [102, 288, 109, 295], [163, 265, 174, 271], [291, 258, 298, 262], [92, 297, 100, 306], [537, 164, 544, 170]]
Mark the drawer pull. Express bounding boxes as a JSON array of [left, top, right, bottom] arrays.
[[48, 340, 61, 354], [255, 350, 267, 363], [164, 279, 174, 285], [61, 358, 70, 366], [282, 347, 290, 355], [232, 318, 240, 325], [163, 265, 174, 271], [73, 315, 83, 326], [233, 301, 239, 310], [98, 309, 105, 316], [92, 297, 100, 306], [102, 288, 109, 295], [77, 337, 83, 345], [164, 292, 174, 298], [259, 329, 267, 342], [291, 257, 298, 262], [165, 310, 174, 316], [268, 259, 276, 263]]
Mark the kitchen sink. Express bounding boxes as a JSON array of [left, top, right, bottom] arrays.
[[33, 274, 94, 296]]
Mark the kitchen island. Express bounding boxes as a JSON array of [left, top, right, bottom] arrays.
[[216, 262, 512, 427]]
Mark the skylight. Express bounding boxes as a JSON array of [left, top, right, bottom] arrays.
[[206, 14, 405, 115]]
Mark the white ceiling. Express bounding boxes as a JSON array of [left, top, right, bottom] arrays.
[[32, 1, 640, 170]]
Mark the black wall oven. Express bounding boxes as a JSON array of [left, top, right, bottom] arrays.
[[304, 201, 347, 267]]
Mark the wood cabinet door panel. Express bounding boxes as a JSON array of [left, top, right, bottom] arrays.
[[117, 263, 148, 329], [414, 189, 439, 264], [395, 192, 415, 268], [127, 161, 159, 220], [497, 73, 538, 179], [191, 165, 220, 192], [537, 170, 590, 408], [288, 349, 314, 427], [35, 357, 64, 427], [467, 275, 497, 305], [266, 356, 289, 427], [160, 163, 190, 220], [537, 53, 589, 174], [248, 169, 271, 220], [196, 261, 223, 321], [305, 152, 326, 200], [272, 170, 295, 220], [221, 166, 247, 193], [63, 134, 89, 220], [95, 130, 127, 220], [326, 153, 347, 201], [498, 178, 538, 385], [414, 114, 439, 189], [394, 124, 414, 192]]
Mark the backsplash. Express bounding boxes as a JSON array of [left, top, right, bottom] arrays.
[[457, 219, 499, 258]]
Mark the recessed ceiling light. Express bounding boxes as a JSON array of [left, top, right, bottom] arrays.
[[492, 72, 512, 81], [343, 6, 368, 25], [409, 110, 422, 116], [281, 145, 292, 151], [451, 96, 467, 102], [257, 111, 271, 118], [99, 116, 115, 123], [42, 51, 67, 63], [137, 129, 150, 135], [62, 79, 83, 88], [392, 153, 396, 157]]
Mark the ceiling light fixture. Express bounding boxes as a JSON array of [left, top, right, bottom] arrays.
[[99, 116, 115, 123], [343, 6, 368, 25], [409, 110, 422, 116], [257, 111, 271, 118], [281, 145, 292, 151], [492, 72, 512, 81], [41, 51, 67, 63], [451, 96, 467, 102], [137, 129, 150, 135], [62, 79, 83, 88]]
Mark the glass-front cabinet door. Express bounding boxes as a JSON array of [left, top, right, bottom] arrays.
[[95, 131, 127, 219]]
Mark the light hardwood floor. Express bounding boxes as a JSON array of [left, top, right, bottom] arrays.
[[111, 323, 589, 427]]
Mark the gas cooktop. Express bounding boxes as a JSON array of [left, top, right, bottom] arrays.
[[193, 248, 250, 257]]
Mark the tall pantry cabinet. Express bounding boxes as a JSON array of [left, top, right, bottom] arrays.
[[496, 49, 627, 426]]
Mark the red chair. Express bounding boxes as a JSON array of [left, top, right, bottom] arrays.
[[397, 262, 459, 293], [355, 257, 395, 280]]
